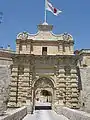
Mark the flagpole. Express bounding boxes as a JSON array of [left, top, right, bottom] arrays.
[[45, 0, 47, 23]]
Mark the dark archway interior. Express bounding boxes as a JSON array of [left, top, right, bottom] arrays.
[[41, 90, 52, 96], [34, 77, 54, 109]]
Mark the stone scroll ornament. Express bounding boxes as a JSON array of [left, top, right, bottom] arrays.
[[62, 33, 70, 41], [18, 32, 28, 40]]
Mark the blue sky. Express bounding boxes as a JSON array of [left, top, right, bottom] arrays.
[[0, 0, 90, 51]]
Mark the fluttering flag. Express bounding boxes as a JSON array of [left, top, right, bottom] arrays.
[[46, 0, 62, 16]]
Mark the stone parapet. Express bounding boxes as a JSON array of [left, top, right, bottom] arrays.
[[0, 106, 27, 120], [54, 106, 90, 120]]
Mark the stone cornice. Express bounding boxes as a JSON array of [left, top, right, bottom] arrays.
[[16, 39, 33, 44], [11, 54, 79, 67], [11, 54, 78, 58], [16, 39, 74, 45], [79, 49, 90, 56], [16, 28, 74, 42]]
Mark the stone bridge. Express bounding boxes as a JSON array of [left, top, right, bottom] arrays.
[[23, 102, 90, 120], [23, 110, 69, 120], [0, 105, 90, 120]]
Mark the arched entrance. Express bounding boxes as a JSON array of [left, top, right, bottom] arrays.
[[32, 77, 54, 109]]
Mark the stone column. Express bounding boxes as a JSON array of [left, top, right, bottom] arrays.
[[65, 44, 70, 54], [70, 68, 79, 109], [58, 43, 63, 55], [22, 45, 26, 54], [56, 68, 65, 106], [16, 67, 30, 107], [25, 69, 33, 113], [17, 75, 24, 107], [24, 67, 31, 102], [8, 66, 18, 107], [52, 88, 56, 109], [70, 43, 74, 55], [26, 41, 31, 54], [65, 77, 72, 108], [16, 43, 20, 54], [28, 72, 33, 101]]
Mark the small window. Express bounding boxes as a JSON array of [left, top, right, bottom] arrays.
[[42, 47, 47, 55]]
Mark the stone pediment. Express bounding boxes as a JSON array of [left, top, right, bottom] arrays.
[[17, 24, 73, 41]]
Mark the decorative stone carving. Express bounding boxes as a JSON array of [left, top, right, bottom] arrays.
[[62, 33, 72, 41], [8, 23, 80, 109], [17, 32, 28, 40], [64, 66, 71, 76]]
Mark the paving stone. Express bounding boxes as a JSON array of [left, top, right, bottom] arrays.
[[23, 110, 69, 120]]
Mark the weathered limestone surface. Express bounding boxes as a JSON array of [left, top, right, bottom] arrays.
[[80, 67, 90, 113], [7, 24, 80, 111], [8, 55, 79, 109], [0, 57, 12, 66], [0, 65, 11, 115], [0, 106, 27, 120], [23, 110, 69, 120], [54, 106, 90, 120]]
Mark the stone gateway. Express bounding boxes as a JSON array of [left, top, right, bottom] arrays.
[[8, 23, 80, 110]]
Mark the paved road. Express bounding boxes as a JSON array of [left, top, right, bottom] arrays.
[[23, 110, 69, 120]]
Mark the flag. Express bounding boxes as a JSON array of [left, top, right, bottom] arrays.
[[46, 0, 62, 16]]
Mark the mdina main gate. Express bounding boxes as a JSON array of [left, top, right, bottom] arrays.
[[32, 77, 55, 110]]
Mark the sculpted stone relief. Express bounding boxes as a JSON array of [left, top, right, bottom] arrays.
[[64, 66, 71, 76], [17, 32, 28, 40], [34, 77, 54, 89], [62, 33, 72, 41]]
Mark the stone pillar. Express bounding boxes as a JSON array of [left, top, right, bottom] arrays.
[[27, 72, 32, 102], [8, 67, 18, 107], [56, 68, 65, 106], [17, 75, 24, 107], [25, 69, 33, 113], [22, 45, 26, 54], [58, 43, 63, 55], [70, 43, 74, 54], [70, 68, 79, 109], [16, 43, 20, 54], [24, 67, 31, 102], [65, 44, 70, 54], [65, 77, 72, 107], [52, 88, 56, 109], [26, 44, 31, 54]]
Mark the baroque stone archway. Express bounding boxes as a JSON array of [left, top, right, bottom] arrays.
[[32, 77, 54, 107]]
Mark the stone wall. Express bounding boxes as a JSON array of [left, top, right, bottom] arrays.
[[54, 106, 90, 120], [8, 55, 79, 109], [0, 48, 13, 66], [0, 106, 27, 120], [0, 65, 11, 115], [80, 67, 90, 113], [0, 57, 12, 66]]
